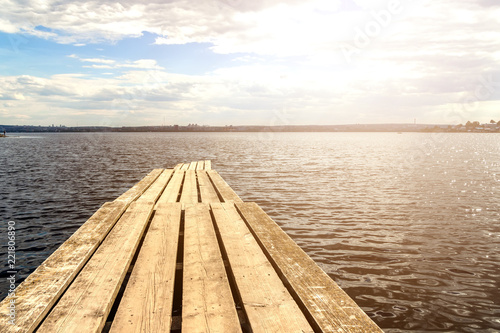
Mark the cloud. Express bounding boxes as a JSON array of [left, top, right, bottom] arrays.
[[0, 93, 25, 100], [0, 0, 499, 125], [0, 56, 492, 127], [1, 0, 499, 64], [118, 59, 164, 70], [0, 0, 356, 55], [80, 58, 116, 64], [68, 54, 115, 64], [83, 65, 114, 69], [69, 54, 164, 70]]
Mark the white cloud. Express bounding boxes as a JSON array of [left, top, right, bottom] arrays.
[[0, 57, 477, 126], [2, 0, 499, 64], [1, 0, 499, 125], [83, 65, 114, 69], [118, 59, 164, 70], [68, 54, 116, 64], [80, 58, 116, 64], [69, 54, 164, 70]]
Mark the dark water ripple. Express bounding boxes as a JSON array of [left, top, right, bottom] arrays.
[[1, 132, 499, 332]]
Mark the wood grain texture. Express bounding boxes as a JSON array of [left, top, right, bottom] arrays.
[[136, 169, 172, 203], [156, 169, 184, 204], [188, 161, 197, 170], [37, 201, 155, 333], [195, 161, 205, 170], [204, 160, 211, 170], [114, 169, 164, 204], [197, 170, 220, 203], [236, 202, 384, 333], [110, 203, 182, 333], [182, 204, 242, 333], [36, 171, 170, 333], [0, 169, 162, 333], [180, 170, 198, 204], [211, 203, 314, 333], [207, 170, 242, 203]]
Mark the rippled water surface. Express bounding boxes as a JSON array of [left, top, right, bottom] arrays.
[[1, 132, 499, 332]]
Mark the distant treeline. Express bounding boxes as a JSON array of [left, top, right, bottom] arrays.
[[1, 123, 439, 133], [422, 120, 500, 133]]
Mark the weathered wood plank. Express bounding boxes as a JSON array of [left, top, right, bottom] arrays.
[[37, 172, 171, 333], [110, 203, 182, 333], [136, 169, 172, 203], [204, 160, 211, 170], [173, 163, 183, 170], [211, 203, 313, 333], [207, 170, 242, 203], [180, 163, 189, 170], [196, 160, 205, 170], [0, 169, 163, 333], [236, 202, 384, 333], [114, 169, 164, 204], [198, 170, 220, 203], [37, 201, 155, 333], [156, 170, 184, 204], [182, 204, 242, 333], [179, 170, 198, 204], [188, 161, 197, 170]]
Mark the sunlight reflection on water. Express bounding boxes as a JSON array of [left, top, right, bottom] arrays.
[[0, 132, 499, 332]]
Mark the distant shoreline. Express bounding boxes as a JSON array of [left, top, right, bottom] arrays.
[[1, 123, 499, 134]]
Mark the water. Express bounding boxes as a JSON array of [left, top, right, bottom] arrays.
[[1, 132, 499, 332]]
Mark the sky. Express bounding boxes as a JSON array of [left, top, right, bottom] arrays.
[[0, 0, 499, 126]]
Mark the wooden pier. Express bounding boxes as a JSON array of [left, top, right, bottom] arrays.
[[1, 161, 383, 333]]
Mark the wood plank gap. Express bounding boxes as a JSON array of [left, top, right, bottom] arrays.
[[197, 170, 221, 203], [171, 316, 182, 332], [208, 204, 251, 333], [109, 203, 182, 332], [182, 204, 242, 332], [196, 161, 205, 170], [206, 170, 242, 203], [211, 203, 313, 333], [177, 172, 185, 203], [114, 169, 164, 204], [179, 170, 198, 204], [136, 169, 173, 204], [102, 208, 158, 332], [204, 170, 225, 203], [195, 170, 202, 203], [176, 171, 185, 203], [36, 200, 156, 333], [234, 204, 325, 333], [155, 170, 185, 205], [149, 169, 175, 208], [170, 208, 185, 324]]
